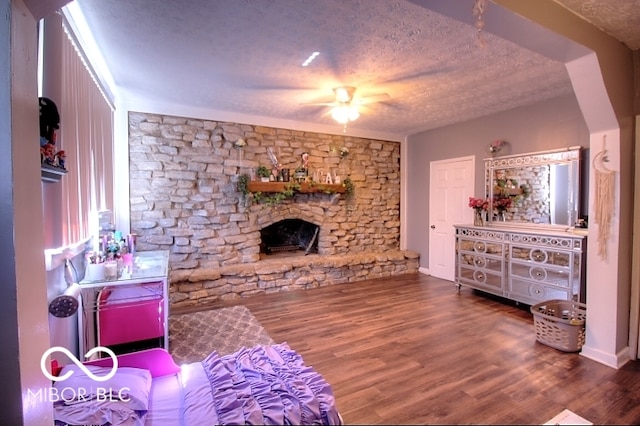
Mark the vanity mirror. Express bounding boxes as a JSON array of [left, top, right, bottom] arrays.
[[485, 146, 583, 228]]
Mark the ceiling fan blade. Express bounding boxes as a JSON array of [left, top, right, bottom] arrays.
[[357, 93, 391, 105], [378, 66, 451, 85], [300, 101, 337, 106], [247, 79, 319, 92], [360, 100, 404, 113], [300, 93, 337, 106], [320, 108, 335, 118]]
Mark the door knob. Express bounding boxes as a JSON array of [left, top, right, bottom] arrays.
[[430, 225, 435, 229]]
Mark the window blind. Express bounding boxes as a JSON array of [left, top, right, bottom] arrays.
[[42, 14, 114, 254]]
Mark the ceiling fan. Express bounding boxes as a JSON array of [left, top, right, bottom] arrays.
[[302, 86, 391, 128]]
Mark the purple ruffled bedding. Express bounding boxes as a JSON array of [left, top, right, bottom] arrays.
[[200, 343, 341, 425], [53, 344, 341, 425]]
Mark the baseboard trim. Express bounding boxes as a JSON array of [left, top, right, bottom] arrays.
[[580, 344, 631, 369]]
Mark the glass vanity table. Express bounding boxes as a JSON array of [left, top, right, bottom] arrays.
[[455, 147, 587, 305], [77, 250, 170, 359]]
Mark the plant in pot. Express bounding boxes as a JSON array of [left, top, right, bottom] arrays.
[[256, 165, 271, 182]]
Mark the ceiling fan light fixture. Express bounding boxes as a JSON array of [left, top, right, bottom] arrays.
[[347, 106, 360, 121], [333, 86, 356, 103], [331, 104, 359, 124], [330, 86, 359, 126]]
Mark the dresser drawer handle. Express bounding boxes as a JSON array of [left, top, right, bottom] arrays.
[[474, 256, 486, 268], [530, 249, 548, 263], [474, 241, 486, 253], [473, 270, 486, 283], [529, 267, 548, 281]]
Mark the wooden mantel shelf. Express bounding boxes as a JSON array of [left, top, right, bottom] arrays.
[[247, 181, 345, 194], [494, 186, 524, 196]]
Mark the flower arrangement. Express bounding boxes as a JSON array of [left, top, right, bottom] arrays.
[[469, 197, 488, 226], [493, 195, 512, 212], [488, 139, 505, 154], [468, 197, 489, 212]]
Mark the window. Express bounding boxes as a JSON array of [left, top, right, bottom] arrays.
[[40, 13, 114, 268]]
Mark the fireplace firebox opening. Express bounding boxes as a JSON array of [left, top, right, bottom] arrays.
[[260, 219, 319, 257]]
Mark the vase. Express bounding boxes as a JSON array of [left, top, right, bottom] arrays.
[[496, 211, 506, 221], [473, 210, 484, 227]]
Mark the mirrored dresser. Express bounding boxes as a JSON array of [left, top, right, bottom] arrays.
[[455, 225, 586, 305]]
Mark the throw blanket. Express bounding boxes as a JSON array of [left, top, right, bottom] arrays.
[[199, 343, 341, 425]]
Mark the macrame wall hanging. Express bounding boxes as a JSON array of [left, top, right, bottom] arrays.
[[592, 135, 616, 261]]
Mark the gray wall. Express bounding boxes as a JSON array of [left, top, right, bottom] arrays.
[[405, 93, 589, 270], [1, 0, 22, 421]]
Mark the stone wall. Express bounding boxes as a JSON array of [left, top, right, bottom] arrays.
[[128, 112, 418, 306]]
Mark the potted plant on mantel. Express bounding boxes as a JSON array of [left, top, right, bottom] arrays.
[[256, 165, 271, 182]]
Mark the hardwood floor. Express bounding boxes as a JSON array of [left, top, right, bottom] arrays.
[[173, 273, 640, 425]]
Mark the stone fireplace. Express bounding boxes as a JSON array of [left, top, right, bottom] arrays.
[[260, 219, 319, 257], [128, 112, 420, 307]]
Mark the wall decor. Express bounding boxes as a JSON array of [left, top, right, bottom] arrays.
[[486, 139, 506, 156], [39, 96, 67, 182], [592, 135, 616, 261]]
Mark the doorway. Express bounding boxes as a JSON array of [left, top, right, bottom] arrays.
[[428, 156, 475, 281]]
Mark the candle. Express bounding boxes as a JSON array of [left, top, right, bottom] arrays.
[[104, 260, 118, 281]]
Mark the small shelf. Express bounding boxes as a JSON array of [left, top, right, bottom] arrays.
[[494, 186, 523, 196], [247, 181, 345, 194], [41, 164, 68, 182]]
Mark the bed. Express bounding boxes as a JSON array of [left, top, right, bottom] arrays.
[[53, 344, 342, 425]]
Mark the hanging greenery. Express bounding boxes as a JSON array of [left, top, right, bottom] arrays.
[[236, 173, 354, 206], [237, 173, 250, 194], [252, 182, 299, 205], [342, 177, 354, 195]]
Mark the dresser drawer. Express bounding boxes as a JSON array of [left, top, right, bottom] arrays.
[[509, 262, 572, 289], [508, 277, 573, 304], [458, 265, 503, 293], [459, 252, 504, 273], [510, 245, 574, 266], [458, 238, 505, 256]]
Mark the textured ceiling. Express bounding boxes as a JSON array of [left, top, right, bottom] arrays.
[[554, 0, 640, 50], [65, 0, 637, 140]]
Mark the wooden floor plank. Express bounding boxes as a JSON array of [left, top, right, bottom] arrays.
[[175, 273, 640, 425]]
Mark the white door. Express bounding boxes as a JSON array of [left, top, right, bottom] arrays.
[[429, 156, 475, 281]]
